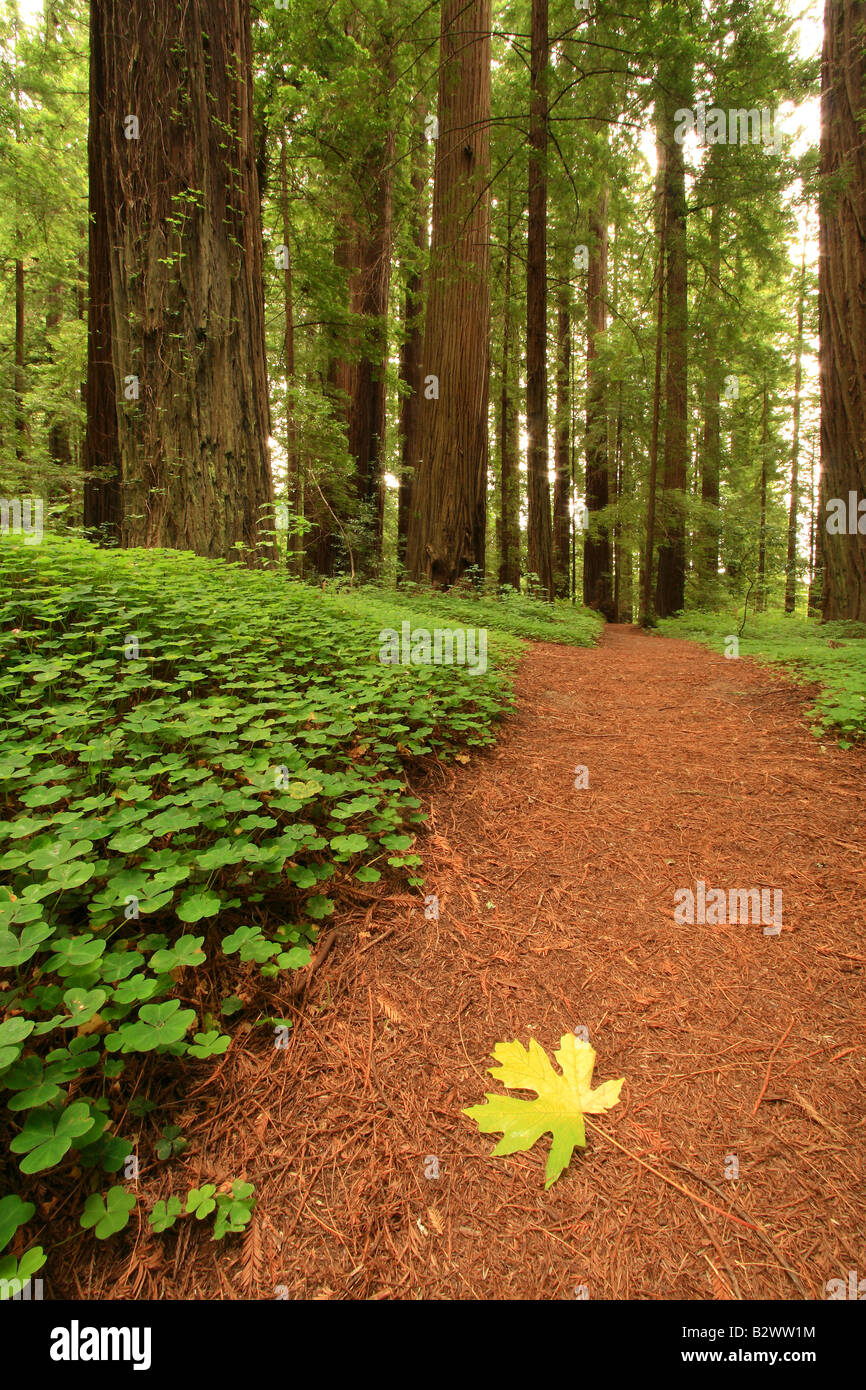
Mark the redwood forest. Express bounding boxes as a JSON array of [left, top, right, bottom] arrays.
[[0, 0, 865, 1333]]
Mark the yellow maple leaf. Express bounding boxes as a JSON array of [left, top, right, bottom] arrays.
[[463, 1034, 625, 1188]]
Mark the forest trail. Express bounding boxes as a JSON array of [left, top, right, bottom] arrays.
[[138, 629, 865, 1300]]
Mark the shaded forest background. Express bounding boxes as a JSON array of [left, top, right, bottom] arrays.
[[1, 0, 864, 623]]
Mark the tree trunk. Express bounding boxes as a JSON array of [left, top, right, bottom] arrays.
[[405, 0, 491, 588], [640, 127, 668, 626], [498, 193, 521, 590], [785, 244, 807, 612], [45, 281, 72, 474], [525, 0, 554, 598], [344, 137, 395, 567], [12, 7, 27, 466], [42, 3, 71, 478], [724, 414, 748, 582], [583, 179, 613, 615], [84, 0, 273, 560], [757, 378, 768, 612], [820, 0, 866, 620], [398, 106, 429, 572], [82, 0, 121, 539], [570, 326, 577, 603], [654, 73, 689, 618], [279, 132, 302, 576], [14, 257, 26, 463], [699, 195, 721, 593], [613, 389, 632, 620], [553, 286, 571, 597], [313, 237, 356, 576], [809, 440, 822, 614]]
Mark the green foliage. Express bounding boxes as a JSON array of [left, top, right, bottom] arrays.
[[79, 1187, 136, 1240], [0, 1242, 45, 1298], [0, 535, 520, 1275], [155, 1125, 188, 1161], [659, 610, 866, 741], [9, 1099, 94, 1173], [347, 585, 603, 649], [179, 1180, 255, 1239], [0, 1194, 34, 1251], [148, 1196, 183, 1234], [212, 1181, 256, 1240], [186, 1184, 217, 1221], [153, 1179, 256, 1240]]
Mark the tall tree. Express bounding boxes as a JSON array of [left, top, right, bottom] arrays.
[[583, 175, 613, 614], [809, 439, 823, 614], [819, 0, 866, 621], [640, 118, 669, 626], [553, 284, 571, 597], [698, 189, 722, 596], [498, 191, 521, 590], [613, 392, 633, 620], [278, 132, 302, 574], [525, 0, 554, 598], [653, 26, 690, 619], [784, 241, 807, 612], [405, 0, 491, 587], [757, 376, 769, 610], [337, 28, 395, 566], [82, 0, 120, 539], [397, 105, 429, 571], [83, 0, 273, 559], [12, 0, 27, 464]]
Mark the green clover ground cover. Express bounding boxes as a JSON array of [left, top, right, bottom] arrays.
[[659, 610, 866, 745], [350, 583, 603, 648], [0, 536, 600, 1288]]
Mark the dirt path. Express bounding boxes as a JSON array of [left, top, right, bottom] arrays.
[[125, 627, 866, 1300]]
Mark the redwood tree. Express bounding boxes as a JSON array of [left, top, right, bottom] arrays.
[[405, 0, 491, 587], [654, 66, 690, 618], [498, 193, 521, 590], [525, 0, 554, 598], [640, 120, 668, 626], [398, 107, 429, 571], [553, 285, 571, 598], [338, 123, 395, 565], [698, 191, 722, 594], [583, 178, 613, 615], [785, 244, 807, 612], [83, 0, 273, 559], [819, 0, 866, 620]]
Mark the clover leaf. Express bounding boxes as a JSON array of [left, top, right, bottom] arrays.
[[0, 1246, 46, 1298], [0, 1017, 35, 1070], [149, 935, 205, 972], [80, 1187, 136, 1239], [10, 1101, 95, 1174], [149, 1196, 183, 1233], [176, 889, 222, 923], [188, 1030, 231, 1060], [0, 1195, 35, 1253], [113, 999, 196, 1053], [186, 1184, 217, 1220]]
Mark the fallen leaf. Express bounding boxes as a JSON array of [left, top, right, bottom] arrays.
[[463, 1034, 625, 1188]]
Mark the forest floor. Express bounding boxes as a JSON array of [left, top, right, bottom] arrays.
[[75, 625, 866, 1300]]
